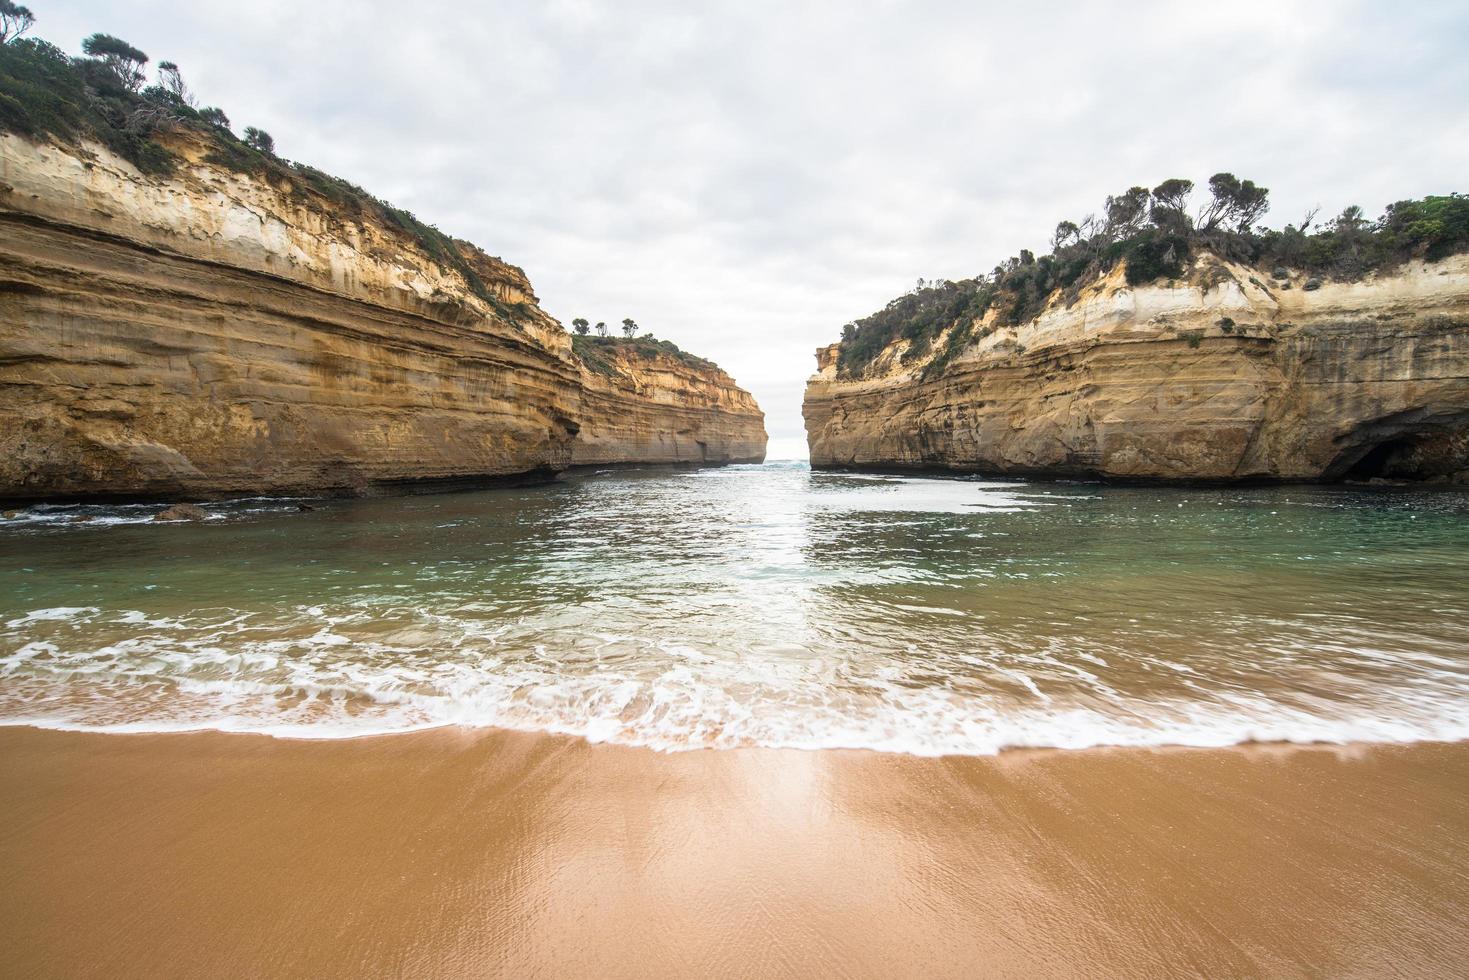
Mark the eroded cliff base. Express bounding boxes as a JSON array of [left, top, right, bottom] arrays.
[[805, 255, 1469, 485]]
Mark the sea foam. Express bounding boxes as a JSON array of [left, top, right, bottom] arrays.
[[3, 469, 1467, 756]]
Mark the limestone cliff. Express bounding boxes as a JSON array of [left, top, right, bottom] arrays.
[[571, 339, 765, 466], [804, 255, 1469, 482], [0, 132, 765, 502]]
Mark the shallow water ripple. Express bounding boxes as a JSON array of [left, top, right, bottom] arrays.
[[2, 464, 1468, 754]]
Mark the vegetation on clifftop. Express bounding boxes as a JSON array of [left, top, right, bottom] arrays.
[[572, 334, 718, 376], [0, 7, 533, 321], [835, 176, 1469, 378]]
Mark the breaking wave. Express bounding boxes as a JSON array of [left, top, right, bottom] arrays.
[[3, 466, 1468, 755]]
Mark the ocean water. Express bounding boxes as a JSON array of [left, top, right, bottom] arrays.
[[2, 463, 1467, 755]]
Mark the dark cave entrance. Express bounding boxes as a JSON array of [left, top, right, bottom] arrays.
[[1343, 439, 1413, 480], [1330, 419, 1469, 483]]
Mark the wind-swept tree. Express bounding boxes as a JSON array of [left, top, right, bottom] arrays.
[[0, 0, 35, 43], [1197, 172, 1269, 232], [1104, 186, 1150, 239], [1149, 178, 1194, 235], [1333, 204, 1366, 232], [198, 106, 230, 130], [571, 317, 589, 335], [594, 321, 608, 337], [1150, 178, 1192, 214], [82, 32, 148, 92], [154, 60, 193, 105], [1145, 178, 1192, 238], [1051, 220, 1079, 251], [243, 126, 274, 154], [620, 317, 638, 338]]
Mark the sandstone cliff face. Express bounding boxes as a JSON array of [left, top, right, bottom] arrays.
[[804, 255, 1469, 482], [573, 346, 766, 466], [0, 133, 765, 502]]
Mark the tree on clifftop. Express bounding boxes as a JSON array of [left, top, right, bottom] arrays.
[[1197, 172, 1270, 233], [199, 106, 230, 130], [1104, 186, 1150, 238], [154, 60, 193, 105], [81, 33, 148, 92], [243, 126, 274, 154], [620, 318, 638, 338], [571, 318, 589, 335], [0, 1, 35, 44], [1051, 220, 1080, 251], [1149, 178, 1194, 234], [594, 321, 608, 337]]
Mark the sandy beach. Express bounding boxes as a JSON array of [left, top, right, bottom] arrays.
[[2, 727, 1465, 978]]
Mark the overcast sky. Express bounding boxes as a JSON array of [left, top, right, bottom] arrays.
[[43, 1, 1469, 458]]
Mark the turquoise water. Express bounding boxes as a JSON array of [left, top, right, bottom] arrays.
[[2, 463, 1467, 754]]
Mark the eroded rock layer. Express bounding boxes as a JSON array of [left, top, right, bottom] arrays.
[[0, 134, 765, 501], [574, 347, 766, 466], [804, 256, 1469, 482]]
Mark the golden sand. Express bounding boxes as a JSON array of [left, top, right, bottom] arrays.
[[1, 727, 1466, 978]]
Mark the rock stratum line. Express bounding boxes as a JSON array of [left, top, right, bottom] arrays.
[[0, 133, 765, 501], [805, 257, 1469, 482]]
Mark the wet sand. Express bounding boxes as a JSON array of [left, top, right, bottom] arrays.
[[1, 728, 1466, 978]]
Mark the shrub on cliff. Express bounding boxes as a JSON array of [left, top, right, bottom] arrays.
[[833, 175, 1468, 378], [0, 34, 173, 174], [1378, 194, 1469, 262], [572, 334, 717, 376], [1107, 231, 1192, 285], [0, 36, 80, 137], [0, 11, 522, 317]]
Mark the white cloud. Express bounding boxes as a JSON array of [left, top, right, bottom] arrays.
[[42, 0, 1469, 454]]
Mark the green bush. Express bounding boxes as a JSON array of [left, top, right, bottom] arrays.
[[833, 174, 1466, 378], [1121, 232, 1191, 284], [571, 334, 718, 376], [1378, 194, 1469, 261], [0, 18, 522, 312], [0, 37, 175, 174]]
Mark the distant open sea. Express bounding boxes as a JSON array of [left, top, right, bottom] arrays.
[[2, 463, 1467, 755]]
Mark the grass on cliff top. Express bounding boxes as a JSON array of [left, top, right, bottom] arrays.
[[0, 30, 537, 322], [572, 334, 718, 376], [835, 178, 1468, 379]]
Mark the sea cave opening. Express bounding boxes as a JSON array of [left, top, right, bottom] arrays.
[[1343, 439, 1414, 480], [1334, 421, 1469, 483]]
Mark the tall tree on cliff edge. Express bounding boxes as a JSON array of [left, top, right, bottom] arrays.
[[1197, 173, 1270, 233], [1148, 178, 1194, 235], [81, 33, 148, 92], [621, 318, 638, 338], [0, 1, 35, 44], [243, 126, 274, 154], [571, 318, 590, 335]]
